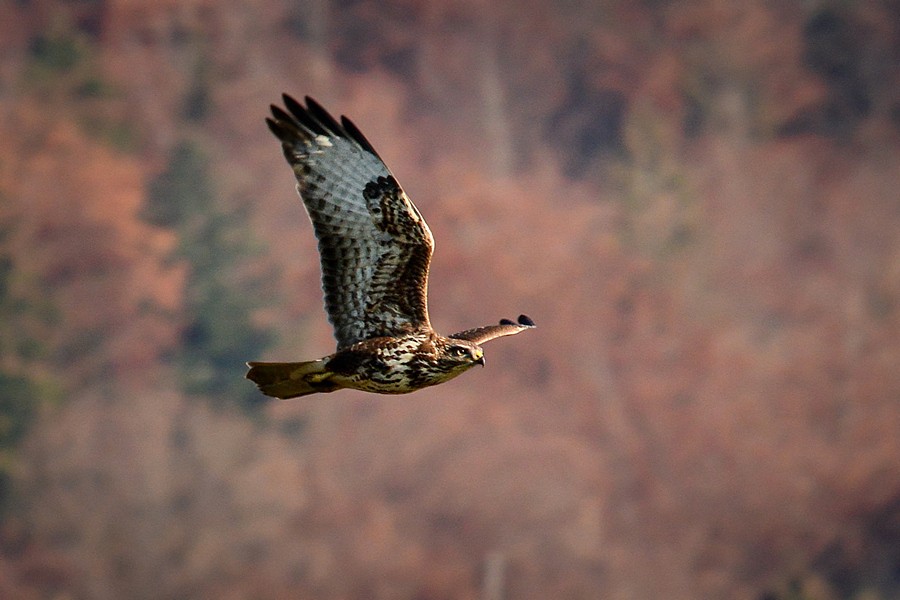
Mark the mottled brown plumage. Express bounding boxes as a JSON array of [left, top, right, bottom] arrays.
[[246, 95, 534, 399]]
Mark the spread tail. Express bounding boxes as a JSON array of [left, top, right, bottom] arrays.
[[245, 359, 340, 399]]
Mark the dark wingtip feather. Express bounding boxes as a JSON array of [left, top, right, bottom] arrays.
[[265, 117, 282, 137], [273, 93, 383, 158], [341, 115, 381, 158], [304, 96, 345, 135], [270, 104, 292, 122], [517, 315, 535, 327], [280, 93, 329, 136], [499, 318, 516, 326], [282, 93, 305, 119], [266, 109, 308, 145]]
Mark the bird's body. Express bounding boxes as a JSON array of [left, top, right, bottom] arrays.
[[248, 332, 485, 399], [246, 95, 534, 399]]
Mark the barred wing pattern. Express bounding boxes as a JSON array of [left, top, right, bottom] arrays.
[[267, 95, 434, 350]]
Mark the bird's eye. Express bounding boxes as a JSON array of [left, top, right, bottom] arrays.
[[449, 346, 467, 357]]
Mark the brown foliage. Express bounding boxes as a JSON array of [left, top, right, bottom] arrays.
[[1, 0, 899, 599]]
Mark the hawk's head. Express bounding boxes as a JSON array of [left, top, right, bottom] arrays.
[[442, 339, 485, 368], [422, 337, 485, 385]]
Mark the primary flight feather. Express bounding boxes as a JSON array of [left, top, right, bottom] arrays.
[[246, 95, 535, 398]]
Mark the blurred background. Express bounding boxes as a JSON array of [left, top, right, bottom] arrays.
[[1, 0, 899, 598]]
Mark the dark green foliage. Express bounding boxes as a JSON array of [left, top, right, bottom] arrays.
[[82, 117, 138, 153], [75, 76, 115, 99], [143, 140, 274, 412], [786, 8, 873, 137], [142, 142, 211, 228], [183, 64, 212, 122], [0, 256, 12, 299], [0, 227, 51, 512], [0, 224, 54, 363], [24, 21, 139, 154], [0, 368, 53, 513], [179, 278, 273, 408], [0, 374, 39, 451], [28, 32, 84, 73]]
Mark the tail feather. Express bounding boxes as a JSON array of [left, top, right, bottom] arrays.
[[245, 359, 340, 399]]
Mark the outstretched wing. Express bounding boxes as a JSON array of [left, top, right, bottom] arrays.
[[449, 315, 536, 345], [267, 95, 434, 350]]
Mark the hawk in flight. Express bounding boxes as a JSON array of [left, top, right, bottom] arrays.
[[246, 95, 535, 398]]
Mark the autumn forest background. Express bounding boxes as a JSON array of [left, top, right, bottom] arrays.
[[1, 0, 900, 598]]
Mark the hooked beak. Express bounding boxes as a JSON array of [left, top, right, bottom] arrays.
[[474, 354, 485, 367]]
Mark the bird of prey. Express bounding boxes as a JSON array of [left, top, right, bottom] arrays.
[[246, 95, 535, 399]]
